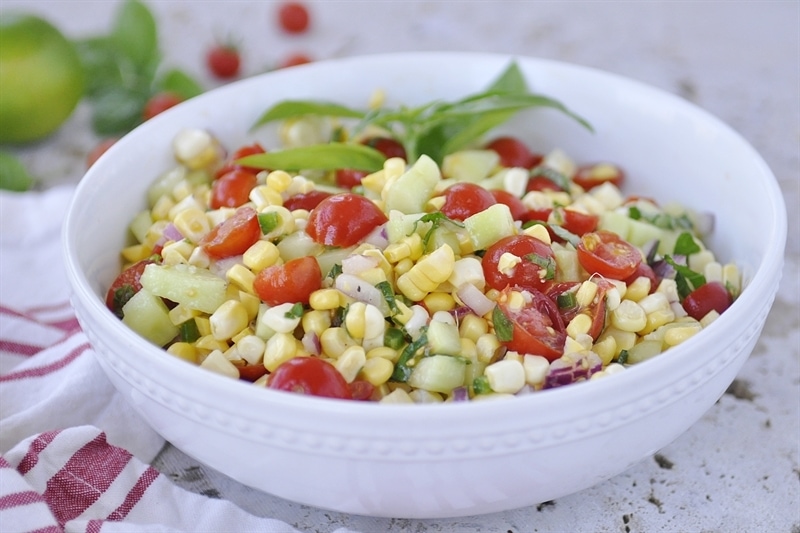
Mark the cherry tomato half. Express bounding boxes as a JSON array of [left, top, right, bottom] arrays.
[[576, 230, 642, 280], [485, 136, 542, 169], [554, 207, 599, 237], [105, 258, 157, 317], [283, 190, 332, 211], [683, 281, 732, 321], [210, 169, 257, 209], [306, 193, 388, 247], [483, 234, 557, 293], [490, 189, 528, 221], [200, 206, 261, 259], [572, 163, 624, 191], [253, 256, 322, 306], [546, 280, 609, 340], [526, 175, 563, 193], [268, 357, 353, 400], [497, 292, 565, 361], [440, 182, 497, 221]]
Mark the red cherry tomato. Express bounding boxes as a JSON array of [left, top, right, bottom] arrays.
[[105, 258, 157, 317], [683, 281, 732, 321], [238, 363, 269, 383], [210, 169, 257, 209], [283, 190, 332, 211], [143, 92, 183, 121], [348, 380, 376, 401], [485, 136, 542, 169], [490, 189, 528, 221], [200, 206, 261, 259], [215, 143, 267, 178], [576, 230, 642, 280], [306, 193, 388, 247], [335, 137, 406, 189], [497, 292, 565, 361], [206, 45, 241, 79], [279, 53, 312, 69], [526, 175, 563, 193], [573, 163, 624, 191], [440, 182, 497, 221], [624, 262, 659, 292], [334, 168, 369, 189], [546, 281, 609, 340], [277, 2, 310, 33], [253, 256, 322, 306], [483, 234, 557, 293], [86, 138, 118, 169], [557, 207, 599, 237], [268, 357, 353, 399]]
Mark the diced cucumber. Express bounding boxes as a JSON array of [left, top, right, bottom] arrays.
[[122, 289, 180, 346], [463, 203, 515, 250], [385, 211, 431, 243], [626, 339, 663, 364], [276, 230, 324, 262], [146, 166, 186, 208], [129, 210, 154, 245], [553, 246, 582, 282], [140, 263, 228, 314], [254, 302, 276, 340], [407, 354, 467, 394], [598, 210, 631, 240], [478, 167, 529, 198], [384, 154, 441, 214], [427, 320, 462, 356], [441, 150, 499, 182], [426, 226, 462, 255], [316, 245, 355, 278], [626, 218, 667, 248]]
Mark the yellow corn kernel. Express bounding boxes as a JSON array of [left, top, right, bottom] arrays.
[[232, 327, 255, 345], [359, 356, 394, 386], [476, 333, 502, 364], [663, 324, 702, 347], [336, 345, 367, 383], [345, 301, 368, 339], [143, 220, 169, 250], [700, 310, 720, 327], [393, 301, 414, 325], [575, 280, 599, 307], [195, 334, 229, 353], [302, 309, 332, 337], [522, 223, 552, 245], [639, 308, 677, 336], [426, 195, 446, 211], [484, 359, 526, 394], [160, 240, 193, 266], [598, 326, 636, 351], [193, 316, 211, 337], [723, 263, 741, 295], [151, 196, 175, 221], [235, 334, 266, 365], [121, 244, 153, 263], [563, 336, 587, 355], [566, 313, 593, 339], [704, 261, 723, 284], [625, 276, 651, 302], [199, 349, 240, 379], [688, 249, 715, 274], [497, 252, 522, 276], [286, 175, 315, 196], [366, 346, 399, 362], [393, 257, 414, 277], [187, 246, 211, 269], [210, 300, 250, 341], [380, 387, 415, 404], [522, 354, 549, 387], [237, 291, 260, 321], [592, 335, 617, 366], [424, 292, 456, 314], [167, 342, 197, 363], [265, 170, 292, 193], [611, 299, 647, 332], [459, 314, 488, 343], [263, 333, 299, 372], [309, 288, 341, 311], [249, 185, 283, 210], [224, 264, 254, 295], [319, 327, 356, 359], [168, 304, 200, 326], [172, 207, 211, 243], [357, 267, 387, 286], [243, 240, 280, 273], [505, 290, 527, 312]]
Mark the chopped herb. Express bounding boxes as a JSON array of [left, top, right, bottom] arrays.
[[673, 232, 701, 256], [492, 305, 514, 342], [179, 319, 200, 343], [526, 253, 556, 280], [111, 285, 136, 319], [384, 327, 407, 350], [376, 281, 400, 315], [665, 255, 706, 298], [411, 212, 464, 247], [472, 375, 493, 395], [616, 349, 629, 365], [326, 263, 343, 280], [628, 206, 642, 220], [391, 328, 429, 382], [284, 302, 305, 319], [549, 224, 581, 247], [556, 291, 577, 310], [258, 211, 280, 234], [530, 165, 570, 191]]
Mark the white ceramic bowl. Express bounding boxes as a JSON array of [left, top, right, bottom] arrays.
[[63, 52, 786, 519]]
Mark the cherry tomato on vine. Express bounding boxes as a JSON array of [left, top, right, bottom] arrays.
[[210, 169, 257, 209], [143, 92, 183, 121], [572, 163, 624, 191], [200, 206, 261, 259], [306, 193, 388, 247], [206, 44, 241, 79], [576, 230, 642, 280], [253, 256, 322, 306], [682, 281, 732, 321], [268, 357, 353, 399], [277, 2, 310, 34], [483, 234, 557, 293], [485, 136, 542, 169], [496, 291, 565, 361], [283, 190, 331, 211], [440, 182, 497, 221], [105, 258, 158, 317], [490, 189, 528, 221]]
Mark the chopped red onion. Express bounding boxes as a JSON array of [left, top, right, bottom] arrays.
[[363, 223, 389, 249], [451, 386, 469, 402], [342, 254, 379, 275], [163, 223, 184, 242], [456, 282, 495, 317], [543, 352, 602, 389], [301, 331, 321, 355], [334, 273, 389, 314]]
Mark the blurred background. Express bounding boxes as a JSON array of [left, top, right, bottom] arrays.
[[1, 2, 797, 532]]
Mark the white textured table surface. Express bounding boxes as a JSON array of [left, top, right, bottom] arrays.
[[4, 1, 798, 532]]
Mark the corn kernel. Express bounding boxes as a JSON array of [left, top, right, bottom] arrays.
[[243, 240, 280, 273], [360, 356, 394, 386], [640, 308, 677, 335], [566, 313, 593, 339], [336, 345, 367, 383], [575, 280, 599, 307], [168, 304, 200, 326], [459, 314, 488, 343], [380, 388, 414, 404], [625, 276, 651, 302], [320, 327, 357, 359], [263, 333, 299, 371], [522, 223, 552, 245], [199, 349, 240, 378], [261, 302, 302, 334], [523, 354, 549, 387], [476, 333, 502, 364], [309, 288, 341, 311], [663, 324, 702, 346], [226, 264, 256, 295], [265, 170, 292, 192], [210, 300, 250, 341], [195, 334, 229, 353], [121, 244, 153, 263], [249, 185, 283, 210], [611, 299, 647, 332], [424, 292, 456, 314], [592, 335, 617, 366], [173, 207, 211, 243], [598, 326, 636, 351], [150, 196, 175, 221], [484, 359, 526, 394], [167, 342, 197, 363]]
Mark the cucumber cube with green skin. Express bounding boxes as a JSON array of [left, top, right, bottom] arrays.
[[139, 263, 227, 314], [463, 203, 515, 251], [598, 210, 632, 240], [128, 210, 153, 245], [122, 288, 179, 346], [385, 211, 432, 244], [426, 320, 462, 356], [407, 354, 468, 394], [384, 154, 441, 214]]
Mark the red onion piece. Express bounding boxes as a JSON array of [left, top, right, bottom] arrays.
[[456, 283, 495, 317]]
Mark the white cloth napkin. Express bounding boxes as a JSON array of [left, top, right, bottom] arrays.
[[0, 186, 324, 533]]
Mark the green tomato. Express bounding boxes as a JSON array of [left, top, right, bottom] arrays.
[[0, 13, 85, 144]]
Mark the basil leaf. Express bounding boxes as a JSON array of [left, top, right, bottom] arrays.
[[253, 100, 365, 129], [549, 225, 581, 247], [74, 37, 126, 99], [111, 0, 159, 69], [665, 255, 706, 298], [237, 143, 386, 172], [157, 69, 204, 99], [486, 61, 528, 93], [530, 165, 571, 191], [0, 152, 35, 192], [439, 109, 517, 156], [376, 281, 400, 315], [284, 302, 305, 319], [526, 253, 556, 280], [391, 329, 429, 382], [91, 88, 148, 135], [492, 306, 514, 342], [673, 232, 701, 256]]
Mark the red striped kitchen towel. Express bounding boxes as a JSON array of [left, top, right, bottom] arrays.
[[0, 187, 305, 533]]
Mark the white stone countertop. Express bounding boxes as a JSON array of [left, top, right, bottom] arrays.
[[3, 1, 798, 532]]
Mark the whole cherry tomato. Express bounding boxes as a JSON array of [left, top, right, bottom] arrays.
[[440, 182, 497, 221], [682, 281, 732, 321], [210, 169, 257, 209], [576, 230, 642, 280], [485, 136, 542, 169], [277, 2, 310, 33], [624, 262, 659, 292], [206, 44, 241, 79], [268, 357, 353, 399], [143, 92, 183, 121], [306, 193, 388, 247], [482, 234, 557, 293], [200, 206, 261, 259], [555, 207, 599, 236], [253, 256, 322, 306]]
